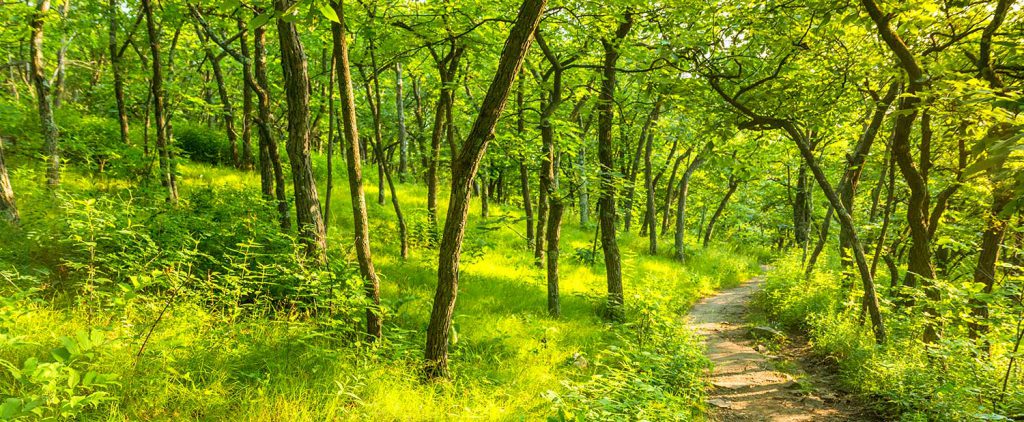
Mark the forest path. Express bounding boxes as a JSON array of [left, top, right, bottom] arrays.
[[687, 269, 869, 421]]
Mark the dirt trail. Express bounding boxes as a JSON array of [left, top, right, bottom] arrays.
[[687, 271, 868, 421]]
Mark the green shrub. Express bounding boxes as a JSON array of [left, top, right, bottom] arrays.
[[174, 125, 231, 165]]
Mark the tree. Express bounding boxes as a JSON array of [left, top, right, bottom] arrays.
[[0, 138, 17, 224], [29, 0, 60, 187], [597, 11, 633, 320], [107, 0, 130, 145], [331, 0, 382, 339], [424, 0, 546, 379], [142, 0, 178, 203], [276, 0, 327, 261]]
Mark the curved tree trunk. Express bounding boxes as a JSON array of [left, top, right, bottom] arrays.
[[424, 0, 544, 379], [253, 19, 290, 230], [703, 175, 738, 248], [332, 0, 382, 339], [674, 142, 711, 261], [277, 0, 326, 260]]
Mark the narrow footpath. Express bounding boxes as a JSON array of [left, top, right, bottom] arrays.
[[687, 271, 871, 421]]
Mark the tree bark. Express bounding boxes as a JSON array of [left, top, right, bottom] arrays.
[[206, 51, 239, 167], [597, 12, 633, 320], [396, 62, 409, 182], [674, 142, 711, 261], [424, 0, 544, 379], [622, 99, 661, 232], [142, 0, 178, 202], [860, 0, 938, 344], [108, 0, 130, 145], [426, 47, 463, 237], [703, 175, 738, 248], [517, 77, 534, 248], [30, 0, 61, 188], [254, 18, 290, 230], [276, 0, 327, 261], [238, 18, 255, 170], [332, 0, 382, 339], [547, 197, 564, 317], [0, 138, 17, 224], [838, 83, 898, 271], [643, 114, 657, 254]]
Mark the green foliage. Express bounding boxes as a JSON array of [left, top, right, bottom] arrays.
[[174, 125, 232, 166], [757, 252, 1024, 420]]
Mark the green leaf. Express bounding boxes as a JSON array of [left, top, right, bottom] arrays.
[[316, 1, 340, 23], [249, 11, 273, 30]]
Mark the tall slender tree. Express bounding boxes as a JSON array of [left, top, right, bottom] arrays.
[[276, 0, 327, 261], [332, 0, 382, 339], [597, 11, 633, 320], [424, 0, 546, 379], [29, 0, 60, 187]]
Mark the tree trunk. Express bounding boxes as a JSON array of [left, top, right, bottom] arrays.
[[860, 0, 937, 344], [793, 164, 811, 246], [838, 83, 898, 271], [206, 51, 239, 167], [675, 142, 711, 261], [547, 197, 564, 317], [108, 0, 130, 145], [517, 78, 534, 248], [276, 0, 327, 261], [142, 0, 178, 202], [412, 75, 429, 174], [52, 0, 70, 109], [325, 51, 336, 234], [424, 0, 544, 379], [661, 153, 686, 235], [643, 116, 656, 254], [253, 19, 290, 230], [0, 138, 17, 224], [703, 175, 738, 248], [426, 48, 463, 237], [784, 122, 886, 344], [396, 62, 409, 182], [332, 0, 382, 339], [622, 100, 661, 232], [597, 13, 633, 320], [238, 18, 255, 170], [30, 0, 60, 188]]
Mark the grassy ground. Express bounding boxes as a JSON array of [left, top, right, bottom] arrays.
[[0, 154, 762, 420]]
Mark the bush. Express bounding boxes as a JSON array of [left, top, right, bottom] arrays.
[[174, 125, 231, 165], [756, 251, 1024, 420]]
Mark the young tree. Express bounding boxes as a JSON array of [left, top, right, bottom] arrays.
[[29, 0, 60, 187], [142, 0, 178, 202], [108, 0, 130, 145], [424, 0, 546, 379], [332, 0, 382, 339], [276, 0, 327, 261], [597, 11, 633, 320]]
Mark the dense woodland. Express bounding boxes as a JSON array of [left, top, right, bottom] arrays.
[[0, 0, 1022, 419]]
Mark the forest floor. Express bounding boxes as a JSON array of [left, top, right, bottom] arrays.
[[688, 269, 872, 421]]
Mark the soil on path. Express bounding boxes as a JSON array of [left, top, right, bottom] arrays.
[[687, 271, 872, 421]]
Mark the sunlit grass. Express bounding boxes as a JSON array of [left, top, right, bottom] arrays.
[[0, 154, 763, 420]]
